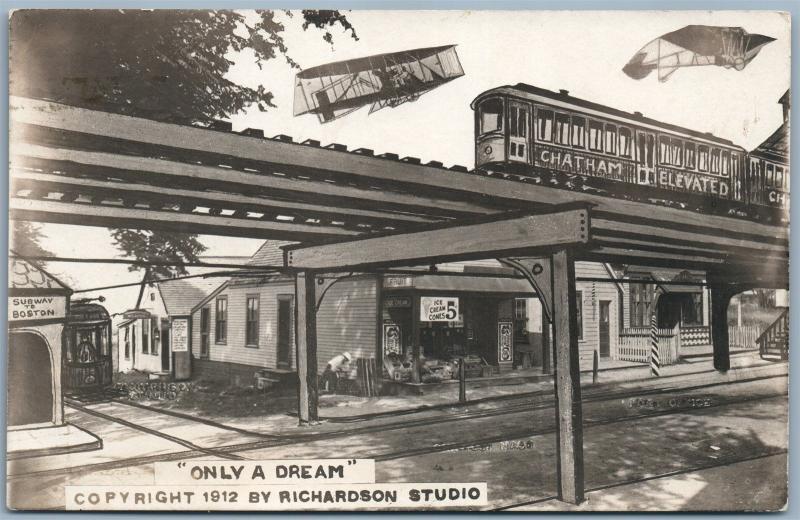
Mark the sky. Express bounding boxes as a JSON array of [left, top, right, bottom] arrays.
[[25, 10, 791, 316]]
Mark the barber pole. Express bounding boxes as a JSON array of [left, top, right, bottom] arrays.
[[649, 313, 660, 377]]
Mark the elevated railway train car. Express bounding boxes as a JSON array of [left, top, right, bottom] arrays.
[[472, 83, 788, 221]]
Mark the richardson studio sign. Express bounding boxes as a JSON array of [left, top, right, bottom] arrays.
[[419, 296, 459, 322], [8, 295, 67, 322]]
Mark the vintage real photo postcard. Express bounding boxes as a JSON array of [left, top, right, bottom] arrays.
[[6, 8, 790, 512]]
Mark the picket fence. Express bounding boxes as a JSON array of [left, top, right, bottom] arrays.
[[617, 325, 761, 364], [728, 325, 761, 351]]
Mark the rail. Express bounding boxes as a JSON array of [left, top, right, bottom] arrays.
[[757, 309, 789, 360]]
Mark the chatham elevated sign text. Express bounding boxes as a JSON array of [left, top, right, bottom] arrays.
[[8, 295, 67, 322]]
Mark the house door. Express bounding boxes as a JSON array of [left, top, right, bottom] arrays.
[[599, 300, 611, 358], [8, 332, 53, 426], [200, 307, 210, 358], [636, 130, 656, 185], [161, 322, 171, 371], [277, 295, 293, 368]]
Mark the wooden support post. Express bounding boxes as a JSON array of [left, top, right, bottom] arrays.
[[551, 248, 584, 505], [709, 279, 739, 373], [542, 321, 552, 375], [458, 357, 467, 404], [411, 295, 421, 384], [295, 271, 319, 425]]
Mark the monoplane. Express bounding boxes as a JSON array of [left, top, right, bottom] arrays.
[[623, 25, 775, 82]]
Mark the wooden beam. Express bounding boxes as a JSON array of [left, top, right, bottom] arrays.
[[551, 248, 584, 504], [286, 208, 590, 270], [11, 170, 438, 228], [294, 271, 319, 425], [11, 96, 787, 243], [10, 198, 359, 241], [12, 142, 494, 219]]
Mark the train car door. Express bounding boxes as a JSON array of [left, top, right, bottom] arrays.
[[636, 130, 656, 185], [508, 101, 529, 163]]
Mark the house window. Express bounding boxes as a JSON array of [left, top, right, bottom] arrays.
[[124, 327, 130, 360], [629, 283, 655, 327], [536, 108, 554, 142], [245, 295, 260, 347], [142, 318, 150, 354], [683, 292, 704, 326], [588, 120, 603, 152], [554, 113, 571, 145], [150, 292, 155, 301], [605, 123, 617, 154], [619, 127, 632, 157], [576, 291, 583, 340], [571, 116, 586, 148], [151, 321, 159, 356], [215, 297, 228, 344]]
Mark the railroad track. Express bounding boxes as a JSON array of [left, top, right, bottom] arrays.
[[11, 371, 787, 481]]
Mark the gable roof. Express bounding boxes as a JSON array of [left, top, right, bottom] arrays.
[[247, 240, 296, 267], [156, 277, 226, 316]]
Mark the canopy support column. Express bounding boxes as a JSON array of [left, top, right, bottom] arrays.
[[295, 270, 319, 425], [552, 248, 585, 504], [708, 276, 745, 373]]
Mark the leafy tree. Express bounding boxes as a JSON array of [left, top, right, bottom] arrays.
[[10, 220, 53, 267], [10, 9, 357, 275]]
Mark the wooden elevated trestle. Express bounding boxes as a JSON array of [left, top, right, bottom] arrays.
[[9, 97, 789, 505]]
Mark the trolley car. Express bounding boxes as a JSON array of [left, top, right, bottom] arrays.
[[472, 83, 788, 222], [63, 300, 113, 394]]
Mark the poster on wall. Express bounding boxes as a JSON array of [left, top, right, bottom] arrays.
[[171, 318, 189, 352], [498, 321, 513, 362], [383, 323, 402, 355], [419, 296, 459, 322]]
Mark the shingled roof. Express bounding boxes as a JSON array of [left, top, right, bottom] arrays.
[[156, 277, 226, 316], [8, 257, 71, 292]]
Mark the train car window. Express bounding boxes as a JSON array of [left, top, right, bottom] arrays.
[[554, 113, 570, 145], [684, 142, 696, 169], [479, 98, 503, 134], [571, 116, 586, 148], [710, 148, 721, 174], [536, 108, 554, 142], [730, 152, 739, 181], [659, 135, 671, 164], [776, 166, 784, 188], [721, 150, 730, 176], [605, 124, 617, 155], [671, 139, 683, 167], [588, 120, 603, 152], [510, 105, 528, 138], [619, 127, 632, 157], [766, 162, 775, 186], [698, 145, 709, 172]]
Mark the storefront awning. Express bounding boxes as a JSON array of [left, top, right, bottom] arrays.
[[658, 283, 703, 294], [389, 274, 535, 295], [122, 309, 152, 320]]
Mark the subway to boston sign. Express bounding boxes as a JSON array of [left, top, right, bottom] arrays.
[[8, 295, 67, 323]]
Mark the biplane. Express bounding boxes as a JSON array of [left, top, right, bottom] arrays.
[[294, 45, 465, 123], [623, 26, 775, 82]]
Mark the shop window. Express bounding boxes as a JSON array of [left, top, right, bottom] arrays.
[[710, 148, 721, 174], [671, 139, 683, 167], [684, 142, 696, 169], [479, 98, 503, 134], [536, 108, 554, 142], [629, 283, 654, 328], [554, 113, 571, 145], [619, 127, 632, 157], [141, 318, 150, 354], [246, 295, 260, 347], [698, 145, 709, 172], [576, 291, 583, 340], [604, 123, 617, 155], [588, 120, 603, 152], [571, 116, 586, 148], [215, 296, 228, 344]]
